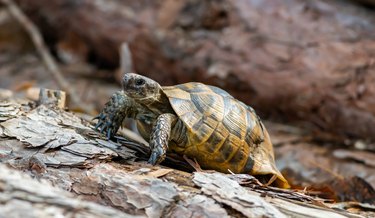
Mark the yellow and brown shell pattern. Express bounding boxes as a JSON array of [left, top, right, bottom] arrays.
[[162, 83, 289, 188]]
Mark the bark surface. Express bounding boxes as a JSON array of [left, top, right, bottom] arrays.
[[15, 0, 375, 141], [0, 100, 372, 217]]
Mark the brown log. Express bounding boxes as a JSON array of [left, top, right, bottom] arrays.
[[14, 0, 375, 142], [1, 99, 373, 217]]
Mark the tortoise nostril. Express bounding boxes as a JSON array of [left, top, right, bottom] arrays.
[[122, 75, 130, 84]]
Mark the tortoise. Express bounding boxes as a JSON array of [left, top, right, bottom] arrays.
[[95, 73, 289, 188]]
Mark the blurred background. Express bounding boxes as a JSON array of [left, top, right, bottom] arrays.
[[1, 0, 375, 203]]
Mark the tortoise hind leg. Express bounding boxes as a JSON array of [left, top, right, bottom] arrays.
[[148, 113, 177, 165]]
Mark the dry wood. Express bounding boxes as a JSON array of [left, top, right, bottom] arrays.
[[0, 165, 137, 218], [15, 0, 375, 142], [193, 173, 364, 218], [37, 88, 66, 109], [193, 172, 286, 218], [0, 99, 372, 217]]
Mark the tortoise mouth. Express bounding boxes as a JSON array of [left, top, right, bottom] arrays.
[[123, 87, 145, 99]]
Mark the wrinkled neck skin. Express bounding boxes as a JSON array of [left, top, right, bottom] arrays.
[[143, 90, 173, 115], [136, 90, 162, 106], [127, 88, 172, 118]]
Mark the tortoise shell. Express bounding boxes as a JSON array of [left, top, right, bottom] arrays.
[[162, 82, 289, 188]]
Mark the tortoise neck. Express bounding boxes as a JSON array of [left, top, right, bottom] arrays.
[[142, 91, 173, 115]]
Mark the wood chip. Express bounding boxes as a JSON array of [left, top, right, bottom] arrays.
[[37, 88, 66, 109], [0, 102, 22, 121], [146, 168, 174, 178], [333, 149, 375, 167], [193, 172, 286, 218], [87, 164, 179, 218]]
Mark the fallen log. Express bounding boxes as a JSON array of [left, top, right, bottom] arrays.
[[14, 0, 375, 142], [0, 93, 373, 217]]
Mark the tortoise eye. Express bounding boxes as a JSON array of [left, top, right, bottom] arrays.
[[135, 78, 145, 86]]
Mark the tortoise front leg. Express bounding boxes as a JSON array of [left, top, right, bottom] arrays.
[[94, 91, 139, 139], [148, 113, 177, 165]]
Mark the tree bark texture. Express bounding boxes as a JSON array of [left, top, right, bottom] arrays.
[[0, 100, 373, 217], [15, 0, 375, 142]]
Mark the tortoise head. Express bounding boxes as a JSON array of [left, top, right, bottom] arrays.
[[122, 73, 162, 104]]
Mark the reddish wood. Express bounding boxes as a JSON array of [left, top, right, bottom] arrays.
[[16, 0, 375, 141]]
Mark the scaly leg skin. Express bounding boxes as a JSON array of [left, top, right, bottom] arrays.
[[94, 91, 138, 139], [148, 113, 177, 165]]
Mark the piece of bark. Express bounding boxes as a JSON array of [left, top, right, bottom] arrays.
[[276, 143, 375, 189], [85, 164, 179, 218], [193, 172, 363, 218], [193, 172, 286, 218], [333, 149, 375, 168], [15, 0, 375, 142], [320, 176, 375, 204], [1, 104, 122, 167], [37, 88, 66, 109], [0, 164, 140, 218], [0, 101, 23, 121]]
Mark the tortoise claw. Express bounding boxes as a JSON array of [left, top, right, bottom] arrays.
[[93, 113, 106, 121], [147, 151, 158, 165], [94, 110, 121, 140], [147, 147, 166, 165], [94, 120, 103, 130], [94, 112, 111, 134], [100, 124, 106, 133], [107, 128, 112, 140], [92, 115, 100, 120]]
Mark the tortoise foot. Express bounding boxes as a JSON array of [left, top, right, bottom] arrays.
[[94, 91, 128, 139]]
